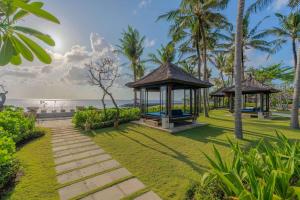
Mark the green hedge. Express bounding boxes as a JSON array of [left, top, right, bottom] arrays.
[[0, 107, 36, 145], [0, 107, 45, 192], [72, 107, 140, 130]]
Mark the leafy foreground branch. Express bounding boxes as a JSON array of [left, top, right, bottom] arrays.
[[187, 133, 300, 200]]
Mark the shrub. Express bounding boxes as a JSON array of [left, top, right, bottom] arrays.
[[72, 107, 140, 129], [0, 136, 19, 190], [188, 133, 300, 200], [0, 107, 35, 144]]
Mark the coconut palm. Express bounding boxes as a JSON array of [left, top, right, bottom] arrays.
[[117, 26, 145, 106], [158, 0, 230, 117], [211, 53, 227, 87], [267, 12, 300, 69], [223, 12, 276, 78], [148, 43, 176, 65], [234, 0, 245, 139]]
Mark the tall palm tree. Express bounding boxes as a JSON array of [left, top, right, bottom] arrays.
[[234, 0, 245, 139], [223, 12, 276, 78], [148, 43, 176, 65], [211, 53, 227, 87], [292, 46, 300, 128], [117, 26, 145, 106], [247, 0, 300, 129], [159, 0, 230, 117], [267, 12, 300, 69]]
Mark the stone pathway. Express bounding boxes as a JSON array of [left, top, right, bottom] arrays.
[[41, 119, 161, 200]]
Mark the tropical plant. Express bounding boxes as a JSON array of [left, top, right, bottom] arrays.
[[117, 26, 145, 106], [0, 0, 60, 66], [148, 42, 176, 65], [191, 132, 300, 200]]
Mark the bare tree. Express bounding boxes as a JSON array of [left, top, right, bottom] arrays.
[[86, 58, 120, 128]]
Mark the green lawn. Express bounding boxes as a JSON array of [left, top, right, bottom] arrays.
[[2, 128, 59, 200], [89, 110, 300, 200]]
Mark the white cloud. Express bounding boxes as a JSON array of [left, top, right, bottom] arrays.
[[138, 0, 151, 8], [0, 33, 130, 99], [145, 38, 156, 48], [271, 0, 288, 11]]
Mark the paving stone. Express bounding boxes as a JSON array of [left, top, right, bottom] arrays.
[[117, 178, 145, 196], [55, 154, 112, 173], [52, 135, 86, 141], [52, 130, 81, 135], [134, 191, 162, 200], [53, 141, 94, 152], [81, 185, 124, 200], [52, 135, 88, 144], [53, 145, 99, 158], [58, 168, 131, 200], [55, 149, 105, 165], [52, 133, 80, 138], [52, 138, 91, 147], [57, 160, 120, 184]]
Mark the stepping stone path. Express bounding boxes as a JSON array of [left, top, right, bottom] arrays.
[[46, 122, 161, 200]]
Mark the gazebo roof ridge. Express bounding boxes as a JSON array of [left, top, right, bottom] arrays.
[[126, 62, 213, 88], [210, 86, 227, 97], [223, 75, 280, 94]]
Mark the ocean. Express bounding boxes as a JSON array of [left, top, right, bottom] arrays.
[[5, 99, 160, 112], [5, 99, 134, 112]]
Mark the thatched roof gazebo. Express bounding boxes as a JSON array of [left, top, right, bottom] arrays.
[[126, 62, 213, 130], [210, 87, 228, 108], [223, 75, 280, 117]]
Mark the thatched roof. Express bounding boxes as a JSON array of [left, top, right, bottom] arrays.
[[223, 76, 280, 94], [210, 87, 227, 97], [126, 62, 213, 89]]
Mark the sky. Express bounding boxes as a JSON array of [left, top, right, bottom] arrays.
[[0, 0, 295, 100]]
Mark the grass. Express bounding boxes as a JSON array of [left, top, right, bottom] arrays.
[[2, 128, 59, 200], [88, 109, 300, 200]]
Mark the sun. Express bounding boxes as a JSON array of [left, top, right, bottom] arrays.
[[47, 31, 63, 52]]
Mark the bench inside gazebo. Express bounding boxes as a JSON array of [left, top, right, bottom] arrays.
[[223, 76, 280, 118], [126, 62, 213, 132]]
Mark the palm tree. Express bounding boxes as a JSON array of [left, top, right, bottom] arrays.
[[291, 47, 300, 128], [247, 0, 300, 129], [211, 53, 227, 87], [234, 0, 245, 139], [117, 26, 145, 106], [159, 0, 230, 117], [148, 43, 176, 65], [267, 12, 300, 69], [223, 12, 276, 78]]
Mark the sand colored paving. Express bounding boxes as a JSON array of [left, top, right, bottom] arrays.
[[45, 120, 161, 200]]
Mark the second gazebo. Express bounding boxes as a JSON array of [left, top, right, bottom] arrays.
[[223, 75, 280, 118], [126, 62, 213, 130]]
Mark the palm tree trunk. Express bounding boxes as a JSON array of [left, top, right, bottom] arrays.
[[233, 0, 245, 139], [292, 38, 297, 69], [199, 20, 209, 118], [196, 37, 202, 113], [291, 47, 300, 129], [241, 47, 245, 79], [133, 64, 138, 106]]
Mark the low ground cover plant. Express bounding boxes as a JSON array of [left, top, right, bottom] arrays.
[[187, 132, 300, 200], [72, 107, 140, 130]]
